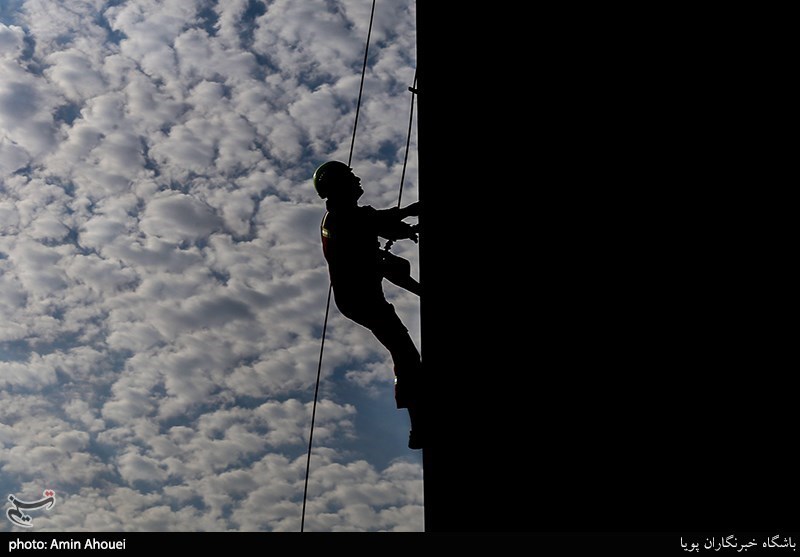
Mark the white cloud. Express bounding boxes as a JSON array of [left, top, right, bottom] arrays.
[[1, 0, 422, 533], [0, 198, 21, 231], [6, 236, 68, 298], [140, 192, 223, 242], [63, 254, 138, 295], [0, 23, 25, 59], [0, 354, 58, 389], [118, 449, 169, 485], [45, 49, 107, 103], [0, 60, 59, 161], [0, 136, 30, 175]]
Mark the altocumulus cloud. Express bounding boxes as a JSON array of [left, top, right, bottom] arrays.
[[0, 0, 422, 532]]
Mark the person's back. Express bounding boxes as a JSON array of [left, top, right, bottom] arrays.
[[322, 204, 389, 309]]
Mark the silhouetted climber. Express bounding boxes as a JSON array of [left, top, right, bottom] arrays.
[[313, 160, 425, 449]]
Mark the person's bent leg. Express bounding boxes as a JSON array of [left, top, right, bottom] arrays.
[[381, 252, 422, 296], [340, 298, 426, 446], [368, 309, 423, 411]]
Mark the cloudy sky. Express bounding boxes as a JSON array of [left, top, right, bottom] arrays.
[[0, 0, 422, 532]]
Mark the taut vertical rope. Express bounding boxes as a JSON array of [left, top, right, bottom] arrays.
[[396, 72, 418, 209], [301, 0, 377, 533], [383, 72, 418, 252]]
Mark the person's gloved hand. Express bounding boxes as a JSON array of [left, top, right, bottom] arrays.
[[402, 201, 421, 218]]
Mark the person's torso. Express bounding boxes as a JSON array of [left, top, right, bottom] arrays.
[[321, 206, 384, 297]]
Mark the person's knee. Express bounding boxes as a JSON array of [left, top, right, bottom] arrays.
[[394, 257, 411, 274], [383, 254, 411, 277]]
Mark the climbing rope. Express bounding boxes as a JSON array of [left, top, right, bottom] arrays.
[[384, 72, 418, 252], [301, 0, 376, 533], [396, 72, 418, 210]]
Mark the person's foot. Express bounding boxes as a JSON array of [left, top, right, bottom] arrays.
[[395, 376, 423, 410], [395, 377, 411, 409], [408, 429, 426, 450]]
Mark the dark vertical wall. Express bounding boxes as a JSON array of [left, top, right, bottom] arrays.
[[416, 3, 795, 535], [415, 3, 533, 533]]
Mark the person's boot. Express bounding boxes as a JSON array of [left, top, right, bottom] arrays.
[[394, 373, 410, 409], [407, 404, 426, 450], [408, 428, 426, 450]]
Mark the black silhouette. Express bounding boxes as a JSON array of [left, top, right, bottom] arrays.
[[313, 161, 425, 449]]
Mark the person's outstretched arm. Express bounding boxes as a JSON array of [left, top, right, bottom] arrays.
[[398, 201, 420, 219], [374, 201, 421, 242]]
